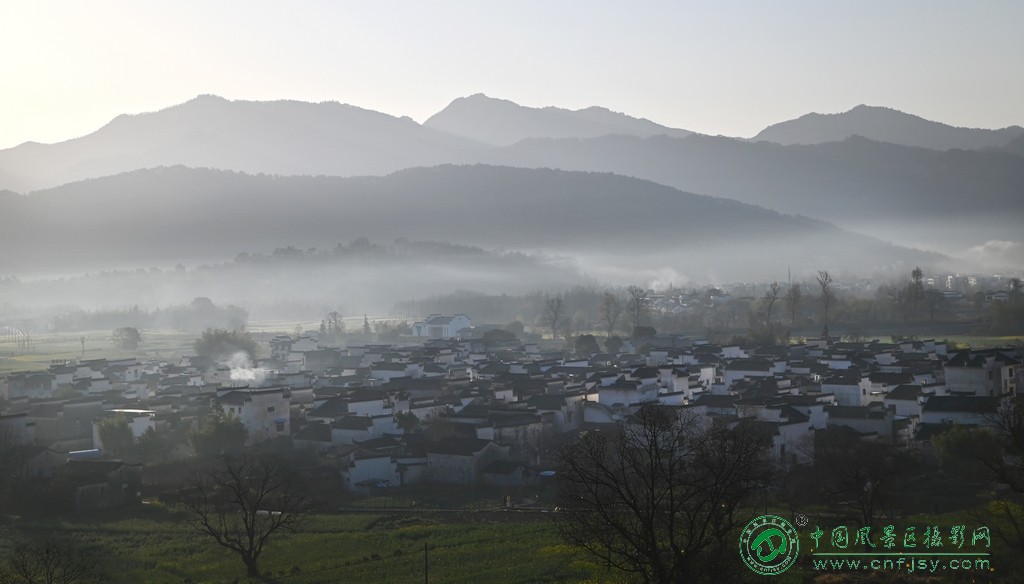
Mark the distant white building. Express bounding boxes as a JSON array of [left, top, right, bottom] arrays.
[[412, 314, 471, 339]]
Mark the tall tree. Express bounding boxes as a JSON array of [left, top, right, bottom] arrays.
[[110, 326, 141, 350], [816, 270, 835, 327], [813, 426, 909, 531], [193, 328, 259, 361], [542, 296, 565, 340], [183, 454, 309, 578], [878, 283, 913, 323], [556, 405, 772, 583], [784, 283, 802, 327], [627, 285, 649, 330], [574, 334, 601, 356], [137, 427, 170, 465], [600, 292, 623, 337], [188, 409, 247, 458], [761, 282, 781, 328], [911, 266, 924, 319], [96, 414, 134, 460], [324, 311, 343, 337]]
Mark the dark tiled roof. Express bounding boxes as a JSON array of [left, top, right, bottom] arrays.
[[923, 396, 1000, 414], [294, 421, 332, 442], [332, 416, 373, 430], [885, 384, 922, 401], [427, 437, 494, 456]]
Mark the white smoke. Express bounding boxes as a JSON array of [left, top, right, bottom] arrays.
[[225, 351, 267, 386], [647, 267, 691, 291]]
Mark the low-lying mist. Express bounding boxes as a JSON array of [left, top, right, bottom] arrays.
[[0, 240, 594, 324]]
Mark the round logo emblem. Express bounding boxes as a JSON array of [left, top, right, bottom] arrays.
[[739, 514, 799, 576]]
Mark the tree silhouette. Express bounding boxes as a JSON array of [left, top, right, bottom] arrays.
[[556, 405, 772, 583], [183, 454, 309, 578], [542, 296, 565, 340], [193, 328, 259, 361], [600, 292, 623, 337], [0, 537, 107, 584], [627, 285, 649, 330], [110, 326, 141, 350], [784, 283, 802, 327], [816, 271, 835, 327]]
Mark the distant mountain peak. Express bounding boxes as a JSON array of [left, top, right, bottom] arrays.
[[0, 96, 483, 192], [754, 105, 1024, 150], [425, 94, 692, 146]]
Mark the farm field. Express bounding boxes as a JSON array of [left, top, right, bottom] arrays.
[[0, 505, 604, 584]]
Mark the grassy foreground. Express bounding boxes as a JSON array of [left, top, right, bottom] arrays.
[[0, 505, 607, 584]]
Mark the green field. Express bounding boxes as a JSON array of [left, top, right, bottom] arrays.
[[0, 329, 200, 374], [0, 505, 608, 584]]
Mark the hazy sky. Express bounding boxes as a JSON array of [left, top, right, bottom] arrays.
[[1, 1, 1022, 150]]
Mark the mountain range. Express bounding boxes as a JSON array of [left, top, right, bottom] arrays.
[[0, 165, 941, 281], [0, 94, 1020, 270], [751, 104, 1024, 150], [423, 93, 693, 146]]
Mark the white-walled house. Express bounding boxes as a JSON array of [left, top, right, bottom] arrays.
[[426, 438, 508, 486], [330, 414, 397, 444], [341, 450, 397, 493], [821, 372, 865, 407], [412, 314, 472, 339], [825, 404, 896, 438], [733, 404, 815, 465], [598, 380, 658, 407], [722, 359, 773, 387], [944, 350, 1019, 397], [883, 384, 927, 418], [218, 388, 290, 445]]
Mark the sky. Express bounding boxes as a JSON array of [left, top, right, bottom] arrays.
[[1, 0, 1022, 150]]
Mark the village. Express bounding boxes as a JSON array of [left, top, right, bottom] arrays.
[[1, 309, 1021, 513]]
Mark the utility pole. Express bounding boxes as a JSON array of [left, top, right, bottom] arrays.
[[80, 336, 85, 358], [424, 542, 428, 584]]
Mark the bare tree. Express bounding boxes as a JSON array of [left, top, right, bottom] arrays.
[[183, 453, 309, 578], [324, 311, 343, 336], [878, 283, 913, 323], [931, 399, 1024, 559], [761, 282, 781, 329], [542, 296, 565, 340], [816, 270, 835, 327], [627, 285, 649, 330], [0, 537, 107, 584], [975, 397, 1024, 493], [599, 292, 623, 337], [813, 427, 909, 531], [556, 405, 772, 583], [748, 282, 783, 344], [784, 283, 802, 327]]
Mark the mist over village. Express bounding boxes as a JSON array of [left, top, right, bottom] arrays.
[[1, 2, 1024, 583]]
